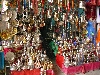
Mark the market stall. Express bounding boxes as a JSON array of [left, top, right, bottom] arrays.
[[0, 0, 100, 75], [55, 0, 100, 75]]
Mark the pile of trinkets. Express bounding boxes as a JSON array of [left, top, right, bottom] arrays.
[[57, 37, 100, 67]]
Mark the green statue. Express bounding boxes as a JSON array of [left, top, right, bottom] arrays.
[[49, 40, 58, 56]]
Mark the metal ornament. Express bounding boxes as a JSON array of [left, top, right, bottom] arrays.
[[90, 0, 96, 5], [79, 1, 85, 9]]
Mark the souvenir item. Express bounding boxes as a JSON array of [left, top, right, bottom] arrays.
[[5, 51, 15, 63], [11, 10, 17, 20], [79, 1, 85, 9], [2, 0, 8, 13]]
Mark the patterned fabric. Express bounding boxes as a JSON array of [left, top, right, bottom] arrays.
[[11, 69, 54, 75]]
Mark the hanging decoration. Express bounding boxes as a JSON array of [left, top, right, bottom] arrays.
[[0, 52, 4, 70], [32, 0, 38, 15], [85, 0, 96, 20]]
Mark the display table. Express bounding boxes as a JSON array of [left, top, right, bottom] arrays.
[[56, 54, 64, 68], [56, 54, 100, 75], [11, 69, 55, 75]]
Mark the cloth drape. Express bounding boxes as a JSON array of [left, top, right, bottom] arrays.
[[0, 52, 4, 70]]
